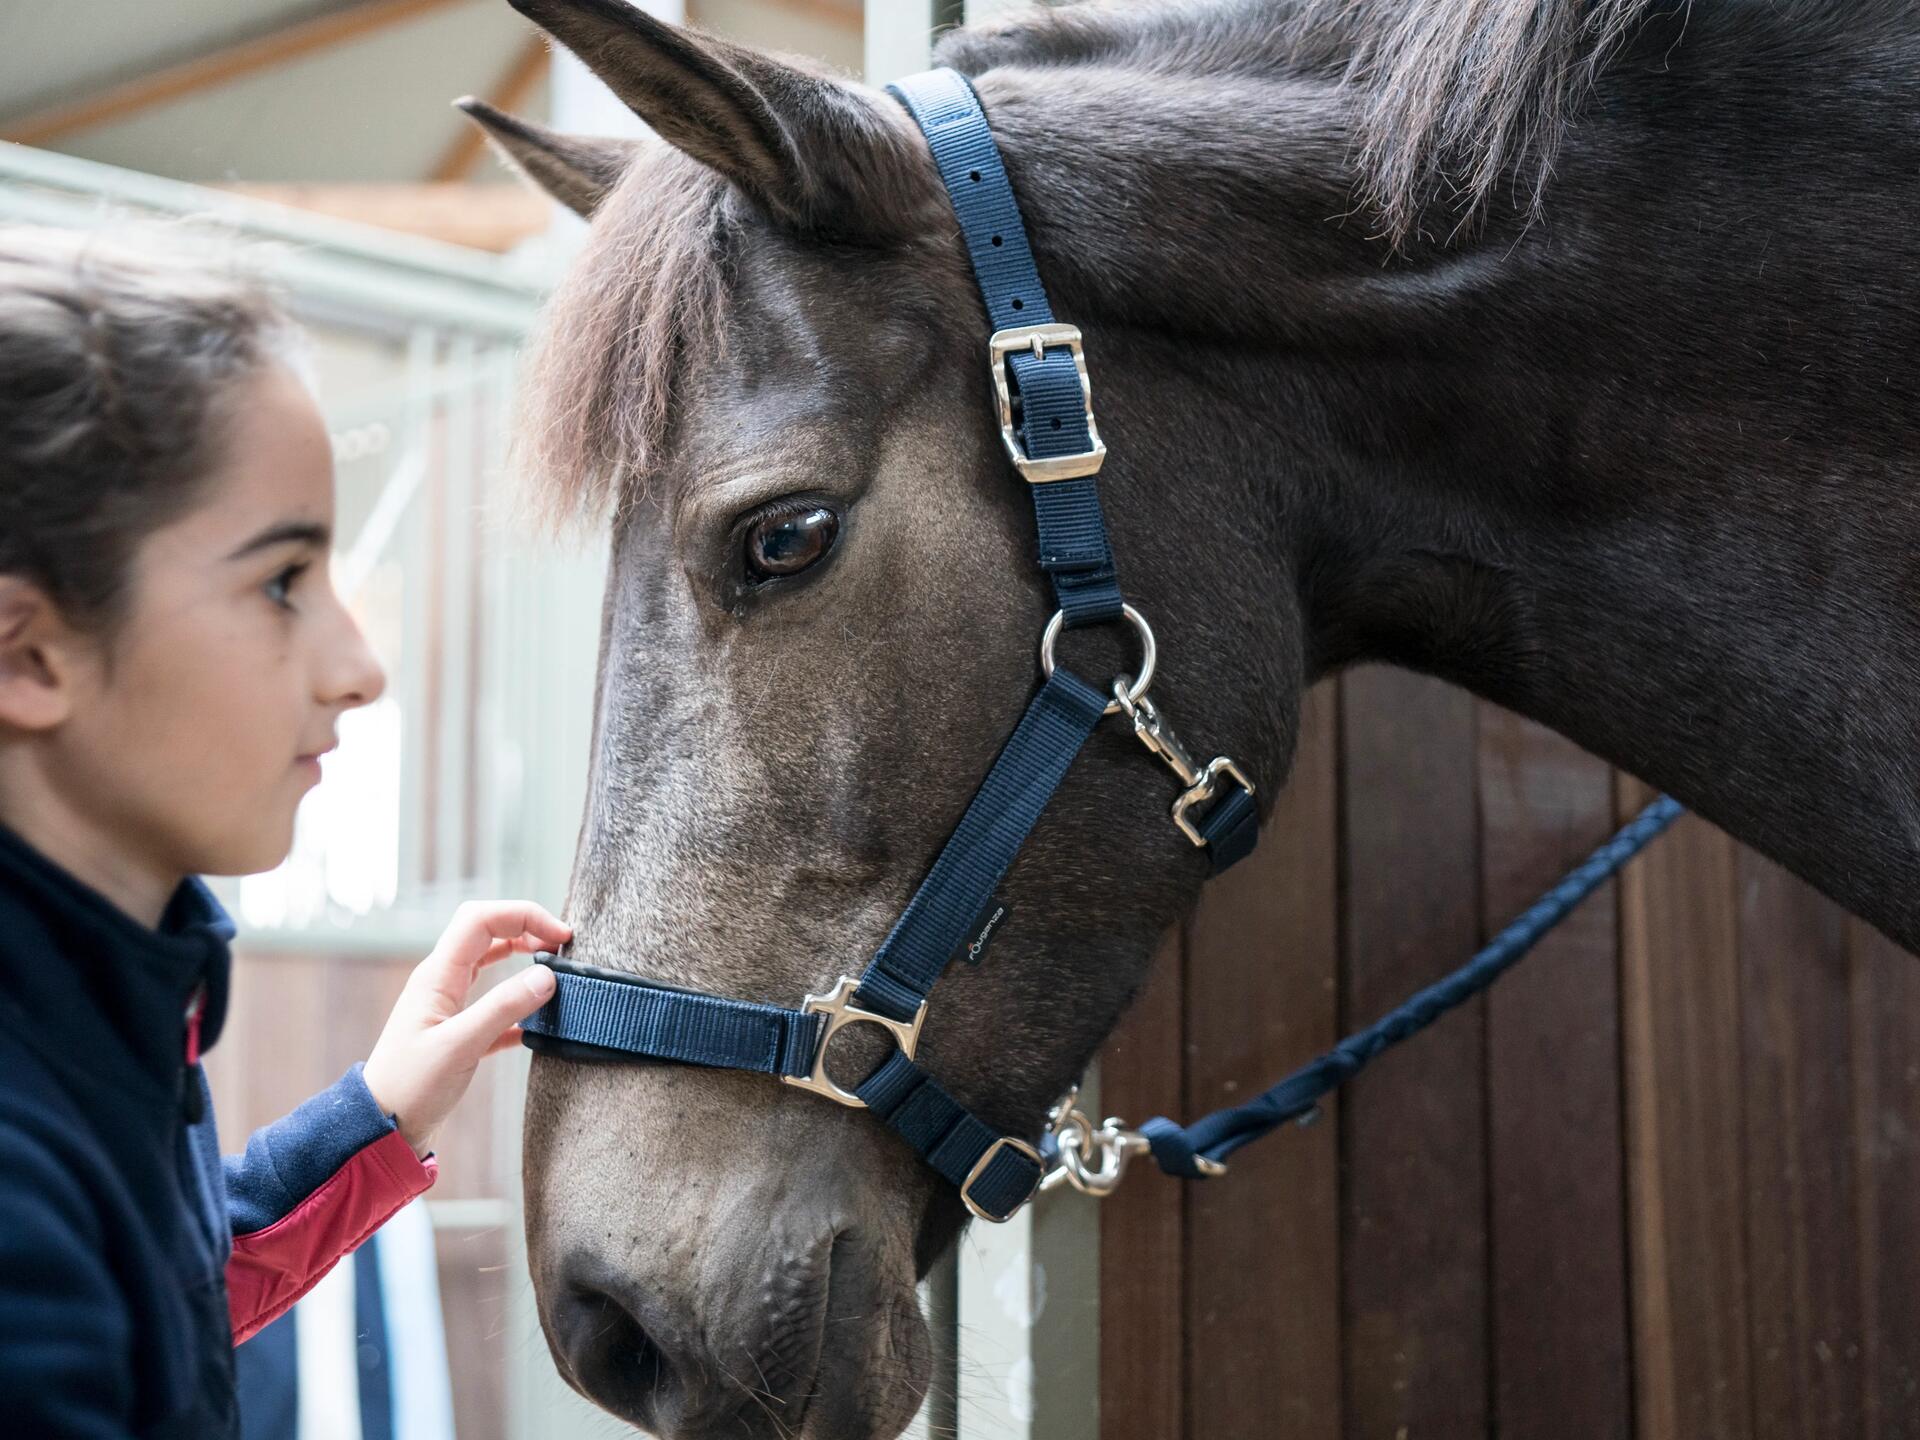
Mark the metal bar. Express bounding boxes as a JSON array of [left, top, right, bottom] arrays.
[[397, 328, 438, 900], [0, 142, 549, 337], [436, 334, 479, 886]]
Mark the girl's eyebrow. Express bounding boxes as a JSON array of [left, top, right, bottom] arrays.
[[225, 520, 331, 561]]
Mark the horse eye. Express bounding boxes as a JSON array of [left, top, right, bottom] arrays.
[[744, 505, 839, 581]]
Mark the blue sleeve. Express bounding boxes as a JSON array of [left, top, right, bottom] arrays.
[[0, 1108, 137, 1438], [222, 1062, 400, 1236]]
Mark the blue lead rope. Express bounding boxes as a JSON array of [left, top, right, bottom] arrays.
[[1136, 794, 1686, 1179]]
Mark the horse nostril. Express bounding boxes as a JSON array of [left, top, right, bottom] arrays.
[[552, 1273, 692, 1431]]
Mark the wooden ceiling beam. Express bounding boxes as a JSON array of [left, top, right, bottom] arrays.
[[219, 181, 550, 252], [1, 0, 472, 147], [431, 35, 549, 182]]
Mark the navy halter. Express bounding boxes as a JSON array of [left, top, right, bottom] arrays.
[[520, 68, 1681, 1222]]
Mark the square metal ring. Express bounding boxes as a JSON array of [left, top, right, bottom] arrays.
[[960, 1135, 1045, 1222], [781, 976, 926, 1109], [1172, 758, 1256, 848]]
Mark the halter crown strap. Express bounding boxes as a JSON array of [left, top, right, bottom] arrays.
[[887, 69, 1122, 629]]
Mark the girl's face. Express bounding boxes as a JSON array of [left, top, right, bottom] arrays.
[[54, 361, 386, 879]]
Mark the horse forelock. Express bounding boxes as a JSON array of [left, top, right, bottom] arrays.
[[515, 143, 731, 527]]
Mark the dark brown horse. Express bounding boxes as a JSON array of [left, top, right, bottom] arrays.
[[460, 0, 1920, 1433]]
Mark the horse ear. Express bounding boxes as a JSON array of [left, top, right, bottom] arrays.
[[454, 97, 635, 217], [502, 0, 922, 234]]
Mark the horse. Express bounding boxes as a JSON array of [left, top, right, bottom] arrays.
[[458, 0, 1920, 1433]]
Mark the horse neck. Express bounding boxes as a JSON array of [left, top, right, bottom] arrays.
[[990, 17, 1920, 950]]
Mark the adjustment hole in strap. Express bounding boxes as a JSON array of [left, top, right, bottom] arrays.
[[1050, 417, 1062, 430], [969, 169, 982, 181], [1011, 297, 1025, 310], [991, 235, 1004, 246]]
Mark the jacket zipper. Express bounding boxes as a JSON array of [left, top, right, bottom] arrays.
[[179, 983, 206, 1124]]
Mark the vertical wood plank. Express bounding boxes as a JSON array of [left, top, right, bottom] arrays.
[[1339, 666, 1486, 1439], [436, 1222, 509, 1440], [1184, 680, 1341, 1440], [1100, 927, 1186, 1440], [1739, 852, 1864, 1438], [1852, 919, 1920, 1440], [1618, 777, 1753, 1440], [211, 950, 331, 1136], [1478, 708, 1630, 1440]]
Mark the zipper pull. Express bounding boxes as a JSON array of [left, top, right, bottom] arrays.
[[183, 985, 205, 1068], [180, 984, 206, 1125]]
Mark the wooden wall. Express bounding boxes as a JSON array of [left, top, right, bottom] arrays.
[[1101, 667, 1920, 1440]]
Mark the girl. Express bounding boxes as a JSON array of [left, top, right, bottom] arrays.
[[0, 227, 565, 1438]]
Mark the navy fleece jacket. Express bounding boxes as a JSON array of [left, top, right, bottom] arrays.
[[0, 823, 435, 1439]]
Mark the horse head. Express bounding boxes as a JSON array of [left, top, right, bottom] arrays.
[[466, 2, 1321, 1433]]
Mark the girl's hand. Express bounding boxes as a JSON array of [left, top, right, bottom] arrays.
[[361, 900, 569, 1157]]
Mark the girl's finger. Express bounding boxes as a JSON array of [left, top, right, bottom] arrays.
[[478, 937, 514, 965], [439, 963, 557, 1059], [425, 902, 572, 988], [485, 1025, 528, 1057]]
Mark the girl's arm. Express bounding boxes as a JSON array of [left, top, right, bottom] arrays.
[[222, 1064, 435, 1346], [223, 902, 565, 1345]]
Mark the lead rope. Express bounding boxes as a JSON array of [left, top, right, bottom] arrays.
[[1041, 794, 1685, 1195]]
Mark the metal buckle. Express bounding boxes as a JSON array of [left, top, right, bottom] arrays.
[[961, 1135, 1045, 1222], [781, 976, 926, 1109], [1112, 683, 1256, 846], [1172, 757, 1256, 848], [988, 322, 1107, 484]]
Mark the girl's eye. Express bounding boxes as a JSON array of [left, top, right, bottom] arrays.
[[743, 505, 839, 582], [264, 562, 309, 608]]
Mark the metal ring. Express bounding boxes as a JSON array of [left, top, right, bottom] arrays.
[[1038, 603, 1156, 715]]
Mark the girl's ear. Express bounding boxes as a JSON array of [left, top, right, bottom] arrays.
[[454, 97, 637, 218], [0, 580, 79, 732], [499, 0, 932, 237]]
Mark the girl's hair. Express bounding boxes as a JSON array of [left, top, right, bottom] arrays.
[[0, 227, 300, 634]]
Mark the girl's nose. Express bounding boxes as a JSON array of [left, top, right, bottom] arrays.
[[319, 594, 387, 710]]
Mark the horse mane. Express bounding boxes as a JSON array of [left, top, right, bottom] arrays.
[[1286, 0, 1660, 240], [938, 0, 1663, 242], [527, 0, 1916, 521]]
